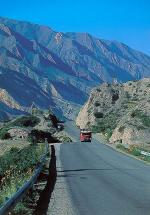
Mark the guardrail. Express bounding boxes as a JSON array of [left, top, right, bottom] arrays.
[[0, 141, 49, 215], [140, 151, 150, 157], [122, 143, 150, 157]]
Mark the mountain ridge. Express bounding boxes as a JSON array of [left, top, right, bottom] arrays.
[[0, 16, 150, 120]]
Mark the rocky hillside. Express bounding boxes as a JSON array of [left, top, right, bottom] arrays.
[[76, 78, 150, 145], [0, 17, 150, 120]]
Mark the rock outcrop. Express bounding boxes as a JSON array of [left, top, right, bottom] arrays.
[[76, 78, 150, 145], [0, 88, 21, 110]]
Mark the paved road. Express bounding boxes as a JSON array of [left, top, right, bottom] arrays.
[[54, 121, 150, 215], [64, 121, 80, 141]]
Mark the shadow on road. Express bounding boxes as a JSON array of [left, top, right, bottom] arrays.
[[57, 168, 115, 178], [58, 168, 114, 173], [34, 145, 57, 215]]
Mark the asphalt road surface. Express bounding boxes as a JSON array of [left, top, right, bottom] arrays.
[[55, 121, 150, 215]]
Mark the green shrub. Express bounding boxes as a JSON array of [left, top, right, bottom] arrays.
[[136, 125, 145, 130], [131, 110, 140, 118], [28, 129, 58, 143], [112, 93, 119, 103], [12, 202, 30, 215], [0, 144, 45, 206], [94, 112, 104, 118], [132, 97, 138, 101], [92, 111, 117, 135], [47, 122, 53, 127], [59, 135, 72, 142], [94, 101, 100, 107], [125, 91, 130, 99], [131, 110, 150, 127], [118, 126, 125, 133], [87, 108, 92, 114], [130, 148, 141, 156], [0, 116, 40, 140], [11, 116, 40, 127], [116, 144, 126, 151], [143, 156, 150, 162], [141, 116, 150, 127], [105, 128, 113, 139], [0, 128, 11, 140], [0, 145, 43, 175], [96, 88, 101, 92], [126, 101, 136, 108], [92, 122, 106, 133], [91, 126, 100, 133]]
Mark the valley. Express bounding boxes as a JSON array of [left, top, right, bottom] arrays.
[[0, 16, 150, 215], [0, 17, 150, 120]]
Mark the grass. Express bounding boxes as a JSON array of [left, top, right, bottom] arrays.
[[0, 140, 30, 156], [0, 143, 45, 207]]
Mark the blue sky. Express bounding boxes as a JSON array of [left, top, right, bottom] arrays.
[[0, 0, 150, 55]]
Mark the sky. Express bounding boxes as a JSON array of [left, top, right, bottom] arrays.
[[0, 0, 149, 55]]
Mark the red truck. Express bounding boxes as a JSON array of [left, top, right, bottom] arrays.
[[80, 129, 92, 142]]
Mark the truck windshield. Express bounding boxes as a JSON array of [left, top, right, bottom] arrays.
[[82, 133, 91, 135]]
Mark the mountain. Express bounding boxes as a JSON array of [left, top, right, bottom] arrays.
[[0, 17, 150, 120], [76, 78, 150, 145]]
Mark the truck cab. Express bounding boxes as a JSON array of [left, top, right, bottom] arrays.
[[80, 129, 92, 142]]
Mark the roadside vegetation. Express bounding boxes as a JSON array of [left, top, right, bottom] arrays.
[[0, 143, 45, 207], [116, 144, 150, 162], [53, 132, 72, 142], [9, 115, 40, 128], [0, 111, 68, 214], [0, 115, 40, 140]]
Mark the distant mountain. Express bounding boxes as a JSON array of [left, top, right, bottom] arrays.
[[0, 17, 150, 120]]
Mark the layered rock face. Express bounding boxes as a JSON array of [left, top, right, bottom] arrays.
[[0, 17, 150, 120], [76, 79, 150, 145]]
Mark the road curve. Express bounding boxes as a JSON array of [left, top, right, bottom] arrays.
[[53, 121, 150, 215]]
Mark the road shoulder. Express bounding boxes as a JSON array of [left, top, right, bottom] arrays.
[[93, 133, 150, 165], [47, 143, 77, 215]]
